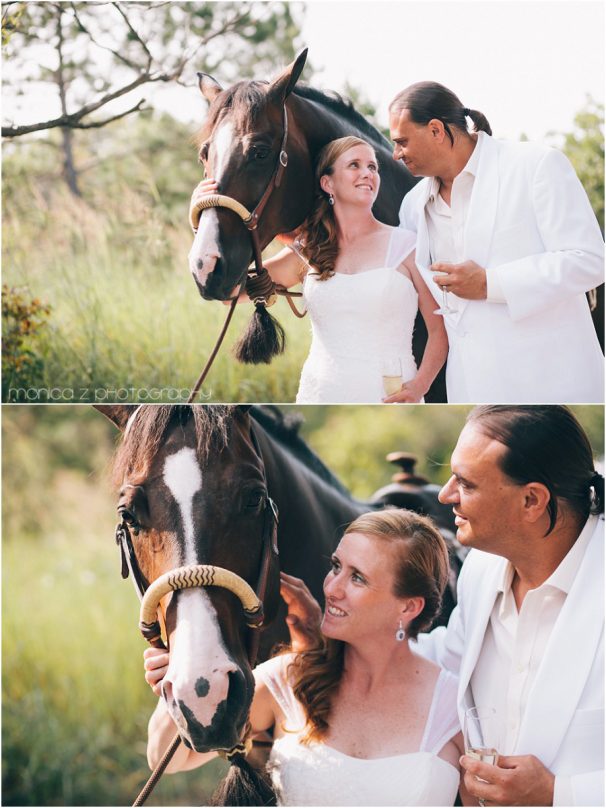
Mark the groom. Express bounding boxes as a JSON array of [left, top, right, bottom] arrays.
[[385, 81, 604, 404], [283, 405, 604, 806]]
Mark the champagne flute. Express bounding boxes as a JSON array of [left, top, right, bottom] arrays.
[[463, 707, 501, 772], [432, 259, 456, 315], [382, 357, 403, 396]]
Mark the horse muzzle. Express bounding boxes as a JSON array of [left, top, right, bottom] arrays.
[[140, 565, 263, 753]]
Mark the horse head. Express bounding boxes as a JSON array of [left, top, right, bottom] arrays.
[[190, 49, 313, 300], [97, 404, 280, 754]]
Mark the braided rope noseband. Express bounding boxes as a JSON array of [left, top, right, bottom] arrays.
[[139, 563, 264, 645]]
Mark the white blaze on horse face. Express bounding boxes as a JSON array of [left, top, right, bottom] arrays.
[[188, 119, 235, 288], [162, 448, 238, 733], [163, 447, 201, 563]]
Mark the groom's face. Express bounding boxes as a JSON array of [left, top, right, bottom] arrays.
[[389, 109, 443, 177], [439, 423, 525, 555]]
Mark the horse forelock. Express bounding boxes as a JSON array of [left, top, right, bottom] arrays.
[[111, 405, 233, 487], [197, 80, 273, 145]]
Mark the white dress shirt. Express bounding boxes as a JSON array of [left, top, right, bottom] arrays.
[[470, 517, 595, 804], [425, 134, 505, 303]]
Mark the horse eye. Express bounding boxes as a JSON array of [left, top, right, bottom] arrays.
[[198, 143, 209, 163], [118, 505, 139, 527], [251, 146, 270, 161], [245, 491, 264, 508]]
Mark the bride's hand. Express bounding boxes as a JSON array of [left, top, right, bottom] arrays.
[[382, 377, 425, 404], [190, 178, 219, 231]]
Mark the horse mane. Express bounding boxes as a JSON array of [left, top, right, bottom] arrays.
[[196, 80, 390, 151], [293, 85, 391, 149], [111, 405, 232, 486], [250, 406, 352, 498]]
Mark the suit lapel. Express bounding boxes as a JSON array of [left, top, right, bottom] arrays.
[[459, 554, 507, 703], [451, 133, 500, 323], [515, 518, 604, 764]]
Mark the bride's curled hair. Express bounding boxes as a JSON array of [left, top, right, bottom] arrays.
[[298, 136, 377, 281], [288, 509, 449, 743]]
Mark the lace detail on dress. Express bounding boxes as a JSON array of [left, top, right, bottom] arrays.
[[295, 228, 419, 404]]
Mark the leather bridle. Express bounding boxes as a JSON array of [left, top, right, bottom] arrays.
[[187, 103, 305, 404], [116, 417, 280, 805]]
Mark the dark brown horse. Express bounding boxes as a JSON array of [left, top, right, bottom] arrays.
[[189, 49, 416, 302], [97, 404, 459, 802]]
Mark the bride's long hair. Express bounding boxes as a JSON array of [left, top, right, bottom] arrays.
[[287, 509, 449, 743], [298, 136, 377, 281]]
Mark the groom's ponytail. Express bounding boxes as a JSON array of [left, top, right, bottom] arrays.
[[463, 107, 492, 136], [389, 82, 492, 144]]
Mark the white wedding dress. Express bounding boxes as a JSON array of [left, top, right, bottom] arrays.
[[254, 653, 461, 806], [295, 228, 418, 404]]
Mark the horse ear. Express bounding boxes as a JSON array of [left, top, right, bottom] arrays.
[[267, 47, 308, 105], [94, 404, 138, 431], [197, 72, 223, 102]]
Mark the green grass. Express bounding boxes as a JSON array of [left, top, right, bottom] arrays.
[[2, 472, 228, 806], [2, 175, 311, 404]]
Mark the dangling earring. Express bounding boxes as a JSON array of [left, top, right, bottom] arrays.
[[395, 619, 406, 642], [328, 193, 335, 206]]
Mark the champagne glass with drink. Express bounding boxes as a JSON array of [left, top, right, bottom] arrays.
[[382, 357, 403, 397], [464, 707, 501, 770], [432, 258, 456, 316]]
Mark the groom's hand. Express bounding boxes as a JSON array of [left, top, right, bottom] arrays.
[[460, 753, 555, 806], [431, 260, 487, 300], [280, 572, 322, 653]]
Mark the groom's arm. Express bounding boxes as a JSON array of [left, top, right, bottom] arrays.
[[487, 148, 604, 322]]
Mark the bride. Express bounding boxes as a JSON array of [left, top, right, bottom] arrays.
[[143, 509, 468, 806], [192, 136, 448, 403]]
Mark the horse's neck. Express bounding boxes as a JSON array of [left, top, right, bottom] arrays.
[[289, 93, 363, 155], [254, 426, 364, 589]]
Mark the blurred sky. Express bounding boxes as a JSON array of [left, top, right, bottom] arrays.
[[151, 0, 605, 142], [300, 0, 604, 140], [3, 0, 604, 143]]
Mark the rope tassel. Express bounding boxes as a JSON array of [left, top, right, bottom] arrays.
[[233, 304, 286, 364], [233, 267, 286, 364]]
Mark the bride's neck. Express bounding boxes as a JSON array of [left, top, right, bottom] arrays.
[[342, 640, 417, 693], [335, 209, 382, 244]]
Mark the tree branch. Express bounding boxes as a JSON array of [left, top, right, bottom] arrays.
[[2, 98, 146, 137], [112, 1, 153, 69], [68, 2, 142, 72]]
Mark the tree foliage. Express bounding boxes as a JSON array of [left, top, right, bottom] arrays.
[[554, 97, 604, 233], [2, 1, 305, 192]]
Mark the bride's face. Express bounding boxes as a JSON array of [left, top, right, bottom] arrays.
[[321, 145, 380, 209], [321, 532, 406, 644]]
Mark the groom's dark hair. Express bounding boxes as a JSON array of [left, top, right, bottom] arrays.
[[389, 81, 492, 145], [467, 406, 604, 534]]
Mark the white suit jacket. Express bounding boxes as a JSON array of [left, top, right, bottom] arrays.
[[418, 514, 604, 806], [399, 133, 605, 403]]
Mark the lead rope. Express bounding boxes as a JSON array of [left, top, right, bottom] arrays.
[[132, 733, 182, 807]]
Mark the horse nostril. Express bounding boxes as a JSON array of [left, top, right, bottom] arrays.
[[227, 669, 246, 705]]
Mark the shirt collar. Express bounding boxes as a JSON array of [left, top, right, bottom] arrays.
[[426, 132, 482, 203], [544, 513, 596, 594], [497, 514, 597, 599]]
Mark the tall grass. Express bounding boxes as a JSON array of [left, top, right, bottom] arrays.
[[2, 472, 228, 806], [2, 136, 311, 404]]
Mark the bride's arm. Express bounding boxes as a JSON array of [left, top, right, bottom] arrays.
[[383, 251, 448, 403]]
